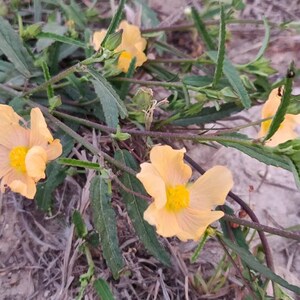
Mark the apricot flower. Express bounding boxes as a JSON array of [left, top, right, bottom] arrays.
[[136, 145, 233, 241], [259, 87, 300, 147], [0, 105, 62, 199], [93, 20, 147, 72]]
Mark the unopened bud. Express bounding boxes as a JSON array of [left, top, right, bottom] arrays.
[[104, 29, 123, 51]]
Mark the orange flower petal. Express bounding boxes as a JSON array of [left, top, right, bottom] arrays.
[[136, 162, 167, 209], [92, 29, 107, 51], [0, 125, 29, 149], [9, 176, 36, 199], [118, 21, 146, 51], [176, 208, 224, 241], [46, 139, 62, 160], [188, 166, 233, 210], [29, 108, 53, 147], [0, 104, 22, 128], [259, 87, 300, 146], [25, 146, 47, 181], [144, 203, 182, 238], [2, 170, 36, 199], [149, 145, 192, 187]]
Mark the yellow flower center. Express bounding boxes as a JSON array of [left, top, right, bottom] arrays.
[[119, 50, 133, 61], [9, 146, 28, 173], [165, 185, 190, 212]]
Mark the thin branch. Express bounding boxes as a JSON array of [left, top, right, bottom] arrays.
[[223, 214, 300, 241]]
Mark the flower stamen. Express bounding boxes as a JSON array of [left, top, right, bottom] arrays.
[[165, 185, 190, 212], [9, 146, 28, 173]]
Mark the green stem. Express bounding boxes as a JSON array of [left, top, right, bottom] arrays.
[[147, 58, 200, 64], [52, 110, 255, 145], [111, 77, 183, 88], [142, 19, 278, 34], [23, 63, 80, 97], [223, 214, 300, 241]]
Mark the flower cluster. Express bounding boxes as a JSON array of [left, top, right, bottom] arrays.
[[93, 20, 147, 73], [0, 105, 62, 199], [259, 87, 300, 147], [137, 145, 233, 241]]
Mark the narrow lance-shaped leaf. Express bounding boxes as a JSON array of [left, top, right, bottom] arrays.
[[101, 0, 126, 46], [0, 16, 35, 77], [207, 51, 251, 108], [213, 5, 226, 87], [220, 139, 291, 170], [58, 157, 101, 171], [114, 150, 171, 266], [172, 103, 242, 126], [239, 18, 270, 67], [191, 7, 216, 50], [72, 210, 88, 238], [88, 66, 127, 128], [221, 236, 300, 295], [93, 278, 115, 300], [36, 32, 87, 48], [90, 175, 125, 279], [263, 63, 295, 141]]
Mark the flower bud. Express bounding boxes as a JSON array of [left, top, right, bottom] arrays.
[[103, 29, 123, 51]]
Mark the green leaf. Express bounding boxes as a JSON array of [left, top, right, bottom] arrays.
[[35, 162, 67, 211], [264, 64, 294, 141], [88, 66, 127, 128], [101, 0, 126, 46], [191, 7, 216, 50], [93, 278, 115, 300], [90, 175, 125, 279], [36, 23, 67, 52], [114, 150, 171, 266], [239, 18, 270, 67], [172, 103, 242, 126], [274, 139, 300, 188], [58, 158, 101, 170], [36, 32, 87, 48], [0, 16, 34, 77], [221, 237, 300, 295], [213, 5, 226, 87], [207, 51, 251, 108], [220, 139, 291, 170], [72, 210, 88, 238]]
